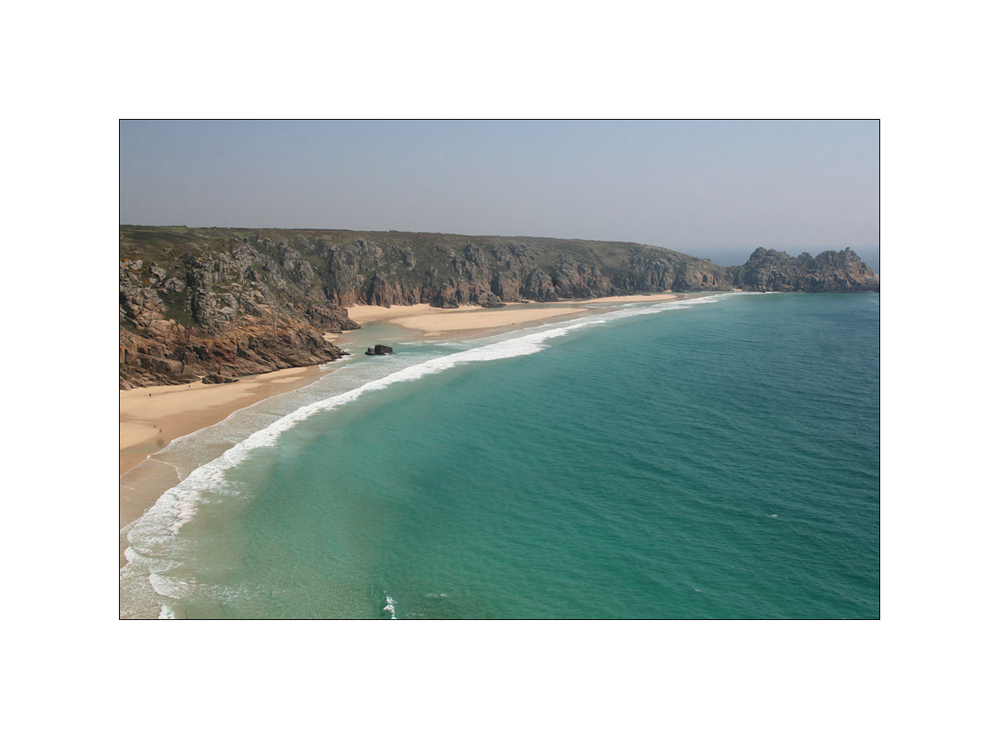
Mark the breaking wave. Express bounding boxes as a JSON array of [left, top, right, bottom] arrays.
[[121, 293, 728, 615]]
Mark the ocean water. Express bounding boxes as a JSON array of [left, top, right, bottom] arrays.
[[121, 293, 879, 619]]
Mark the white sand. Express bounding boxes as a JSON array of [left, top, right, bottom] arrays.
[[119, 366, 327, 476]]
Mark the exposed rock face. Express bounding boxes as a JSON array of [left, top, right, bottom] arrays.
[[118, 311, 350, 390], [119, 229, 359, 389], [365, 345, 393, 356], [120, 226, 878, 389], [731, 247, 880, 292]]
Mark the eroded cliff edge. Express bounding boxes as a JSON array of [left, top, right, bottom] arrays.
[[119, 226, 878, 388]]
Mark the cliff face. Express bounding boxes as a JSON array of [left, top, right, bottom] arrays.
[[732, 247, 880, 292], [119, 226, 878, 389], [119, 229, 360, 389]]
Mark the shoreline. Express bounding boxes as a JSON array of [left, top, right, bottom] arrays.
[[120, 365, 331, 477], [120, 292, 692, 566], [344, 293, 681, 335], [120, 365, 332, 566], [121, 296, 682, 474]]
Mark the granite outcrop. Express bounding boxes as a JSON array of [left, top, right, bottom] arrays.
[[731, 247, 880, 293]]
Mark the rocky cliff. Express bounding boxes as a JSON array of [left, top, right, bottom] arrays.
[[119, 228, 360, 389], [732, 247, 880, 292], [119, 226, 878, 389]]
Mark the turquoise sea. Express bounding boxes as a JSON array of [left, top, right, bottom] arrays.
[[120, 292, 879, 619]]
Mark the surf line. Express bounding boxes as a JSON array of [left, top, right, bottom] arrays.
[[129, 299, 728, 548]]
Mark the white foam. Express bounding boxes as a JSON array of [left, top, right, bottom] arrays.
[[383, 594, 397, 619], [318, 356, 351, 369], [128, 323, 591, 543], [148, 572, 197, 600], [123, 293, 737, 603]]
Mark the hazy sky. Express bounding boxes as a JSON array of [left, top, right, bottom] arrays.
[[120, 120, 879, 267]]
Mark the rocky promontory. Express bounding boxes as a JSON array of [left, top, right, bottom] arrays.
[[732, 247, 880, 292], [120, 226, 878, 389]]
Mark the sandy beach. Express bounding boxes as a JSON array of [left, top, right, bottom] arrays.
[[120, 292, 684, 564], [119, 365, 333, 565], [121, 292, 681, 478], [345, 293, 678, 334], [120, 366, 331, 477]]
